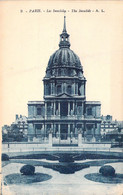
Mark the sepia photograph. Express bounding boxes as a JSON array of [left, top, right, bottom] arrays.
[[1, 1, 123, 195]]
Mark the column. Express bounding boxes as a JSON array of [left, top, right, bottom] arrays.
[[81, 84, 84, 96], [73, 102, 75, 115], [45, 103, 47, 117], [51, 83, 53, 95], [92, 124, 96, 142], [52, 83, 55, 95], [49, 132, 53, 147], [68, 124, 70, 143], [68, 124, 70, 134], [81, 103, 83, 115], [28, 123, 34, 142], [54, 102, 56, 116], [76, 103, 78, 115], [84, 123, 87, 142], [76, 83, 78, 95], [62, 83, 64, 93], [58, 124, 60, 144], [84, 83, 86, 96], [58, 102, 60, 116], [51, 123, 53, 131], [42, 124, 45, 140], [33, 124, 37, 142], [51, 102, 53, 115], [44, 84, 46, 96], [73, 83, 76, 95], [74, 102, 77, 115], [81, 124, 84, 143], [68, 102, 70, 116], [54, 124, 56, 134], [64, 83, 66, 93], [34, 106, 37, 117], [44, 124, 46, 141]]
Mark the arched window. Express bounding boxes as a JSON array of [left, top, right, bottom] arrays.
[[57, 85, 62, 94], [67, 85, 72, 95], [87, 107, 92, 116]]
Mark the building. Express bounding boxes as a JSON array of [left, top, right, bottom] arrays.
[[2, 115, 28, 142], [101, 115, 123, 142], [101, 115, 117, 135], [12, 114, 28, 138], [27, 16, 102, 145]]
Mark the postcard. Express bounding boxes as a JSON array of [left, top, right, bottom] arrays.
[[1, 1, 123, 195]]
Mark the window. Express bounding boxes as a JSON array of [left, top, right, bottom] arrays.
[[46, 83, 51, 95], [47, 102, 52, 115], [77, 102, 82, 106], [37, 107, 41, 115], [58, 69, 61, 76], [47, 102, 51, 107], [70, 124, 74, 132], [86, 124, 93, 130], [35, 124, 42, 135], [55, 124, 58, 135], [77, 124, 82, 129], [35, 124, 42, 129], [56, 102, 58, 110], [87, 107, 92, 115], [47, 124, 51, 131], [70, 102, 73, 110], [57, 85, 62, 94], [78, 83, 82, 96], [86, 124, 93, 135], [67, 85, 72, 95]]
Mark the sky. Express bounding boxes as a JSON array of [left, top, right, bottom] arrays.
[[0, 1, 123, 127]]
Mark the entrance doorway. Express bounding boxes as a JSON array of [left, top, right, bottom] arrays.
[[60, 124, 68, 140], [60, 102, 68, 116]]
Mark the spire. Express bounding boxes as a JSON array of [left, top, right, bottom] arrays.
[[63, 16, 67, 33], [59, 16, 70, 48]]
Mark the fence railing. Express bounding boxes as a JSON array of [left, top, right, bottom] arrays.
[[2, 145, 123, 153]]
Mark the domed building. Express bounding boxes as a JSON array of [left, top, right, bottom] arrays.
[[27, 17, 101, 146]]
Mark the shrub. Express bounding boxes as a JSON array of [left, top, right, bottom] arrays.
[[99, 165, 115, 176], [20, 165, 35, 175], [2, 153, 9, 161]]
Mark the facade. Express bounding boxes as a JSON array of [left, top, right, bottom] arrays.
[[13, 115, 28, 137], [101, 115, 117, 136], [27, 17, 101, 145], [101, 115, 123, 142], [2, 114, 28, 142]]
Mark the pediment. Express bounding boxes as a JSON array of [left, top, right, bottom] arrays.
[[56, 93, 73, 98]]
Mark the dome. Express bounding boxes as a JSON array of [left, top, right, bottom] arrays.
[[47, 48, 82, 70], [45, 16, 84, 78]]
